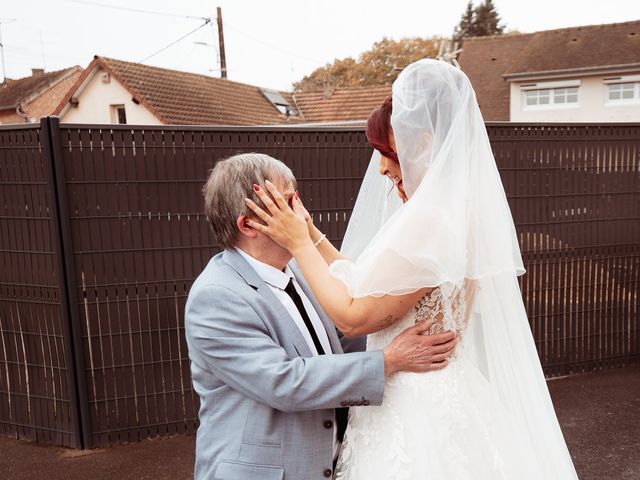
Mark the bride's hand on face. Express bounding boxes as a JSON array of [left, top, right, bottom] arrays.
[[244, 181, 312, 254], [293, 192, 312, 224]]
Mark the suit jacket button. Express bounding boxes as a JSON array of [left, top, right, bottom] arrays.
[[348, 401, 356, 406], [340, 401, 348, 407], [324, 420, 333, 429], [324, 469, 332, 478]]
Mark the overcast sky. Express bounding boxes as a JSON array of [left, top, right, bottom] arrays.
[[2, 0, 640, 91]]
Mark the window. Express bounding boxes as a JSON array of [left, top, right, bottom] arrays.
[[116, 106, 127, 124], [524, 87, 579, 108], [275, 103, 289, 115], [606, 82, 640, 103], [259, 88, 299, 117], [110, 104, 127, 124]]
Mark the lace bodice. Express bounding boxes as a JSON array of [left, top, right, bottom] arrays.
[[335, 279, 519, 480], [367, 281, 475, 352]]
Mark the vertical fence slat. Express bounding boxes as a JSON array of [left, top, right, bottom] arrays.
[[41, 117, 91, 448]]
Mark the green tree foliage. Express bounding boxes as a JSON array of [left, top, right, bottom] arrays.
[[453, 1, 476, 42], [293, 37, 442, 93], [453, 0, 505, 43], [474, 0, 505, 36]]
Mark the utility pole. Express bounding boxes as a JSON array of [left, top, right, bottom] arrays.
[[216, 7, 227, 79]]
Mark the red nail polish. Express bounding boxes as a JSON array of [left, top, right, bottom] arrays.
[[295, 191, 300, 200], [252, 184, 260, 192]]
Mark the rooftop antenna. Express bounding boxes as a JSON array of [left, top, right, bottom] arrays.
[[0, 18, 17, 85], [193, 40, 220, 75], [39, 29, 47, 71], [437, 39, 463, 68]]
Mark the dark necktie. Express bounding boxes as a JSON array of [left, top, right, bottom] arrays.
[[284, 278, 349, 442], [284, 278, 325, 355]]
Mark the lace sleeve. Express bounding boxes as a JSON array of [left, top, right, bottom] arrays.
[[414, 279, 478, 335]]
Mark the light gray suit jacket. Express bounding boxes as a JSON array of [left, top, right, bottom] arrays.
[[184, 249, 385, 480]]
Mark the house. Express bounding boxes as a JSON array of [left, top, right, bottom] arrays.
[[54, 56, 299, 125], [0, 67, 81, 124], [458, 20, 640, 122]]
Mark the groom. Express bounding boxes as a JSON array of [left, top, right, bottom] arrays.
[[185, 153, 457, 480]]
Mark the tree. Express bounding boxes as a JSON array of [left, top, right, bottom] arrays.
[[293, 36, 443, 93], [453, 1, 476, 43], [452, 0, 505, 42], [473, 0, 504, 36]]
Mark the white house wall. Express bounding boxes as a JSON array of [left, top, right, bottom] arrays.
[[510, 74, 640, 122], [61, 69, 161, 125]]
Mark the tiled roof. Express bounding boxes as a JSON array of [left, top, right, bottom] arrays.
[[458, 34, 533, 121], [0, 67, 80, 109], [505, 20, 640, 77], [293, 85, 391, 123], [56, 56, 292, 125], [24, 69, 82, 119], [458, 20, 640, 120]]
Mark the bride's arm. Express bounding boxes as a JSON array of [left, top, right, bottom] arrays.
[[246, 182, 428, 336], [308, 221, 346, 265], [299, 200, 345, 265], [290, 241, 428, 336]]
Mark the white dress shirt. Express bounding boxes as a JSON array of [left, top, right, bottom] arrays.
[[235, 248, 339, 458], [236, 248, 333, 355]]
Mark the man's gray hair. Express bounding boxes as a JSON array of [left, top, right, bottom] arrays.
[[202, 153, 296, 250]]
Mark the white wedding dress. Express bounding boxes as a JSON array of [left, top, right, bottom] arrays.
[[330, 60, 578, 479], [335, 282, 543, 479]]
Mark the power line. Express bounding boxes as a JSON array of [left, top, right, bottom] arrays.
[[139, 19, 211, 64], [223, 21, 322, 64], [64, 0, 208, 21]]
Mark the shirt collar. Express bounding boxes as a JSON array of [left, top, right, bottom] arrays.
[[235, 247, 293, 290]]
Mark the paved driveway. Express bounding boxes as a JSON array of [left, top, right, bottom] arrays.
[[1, 364, 638, 480]]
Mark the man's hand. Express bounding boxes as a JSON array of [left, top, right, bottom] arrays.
[[383, 321, 457, 376]]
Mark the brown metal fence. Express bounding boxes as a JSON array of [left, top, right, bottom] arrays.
[[0, 122, 84, 448], [1, 118, 639, 448], [490, 124, 640, 376]]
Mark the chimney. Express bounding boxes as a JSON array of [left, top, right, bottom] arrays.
[[31, 68, 44, 77]]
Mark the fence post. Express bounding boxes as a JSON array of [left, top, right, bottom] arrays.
[[41, 116, 90, 449]]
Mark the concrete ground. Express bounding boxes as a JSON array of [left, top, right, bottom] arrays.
[[546, 364, 640, 480], [1, 364, 638, 480]]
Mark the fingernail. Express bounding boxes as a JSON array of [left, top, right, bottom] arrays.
[[295, 191, 300, 199], [265, 180, 273, 187], [252, 184, 260, 192]]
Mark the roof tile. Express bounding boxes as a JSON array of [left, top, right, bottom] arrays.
[[97, 57, 291, 125], [458, 34, 533, 121], [458, 20, 640, 121], [0, 67, 80, 109], [293, 85, 391, 123]]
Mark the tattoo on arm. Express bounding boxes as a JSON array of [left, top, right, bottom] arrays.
[[381, 315, 398, 328]]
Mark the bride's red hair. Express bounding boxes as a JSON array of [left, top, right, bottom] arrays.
[[365, 95, 399, 163]]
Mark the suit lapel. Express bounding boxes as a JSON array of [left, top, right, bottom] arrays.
[[221, 250, 314, 358], [289, 260, 344, 354]]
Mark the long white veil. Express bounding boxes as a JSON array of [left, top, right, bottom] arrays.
[[331, 59, 578, 478]]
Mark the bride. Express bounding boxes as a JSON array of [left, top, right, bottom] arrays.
[[244, 59, 578, 479]]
